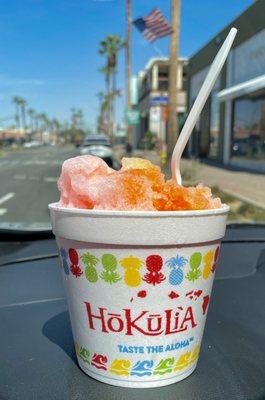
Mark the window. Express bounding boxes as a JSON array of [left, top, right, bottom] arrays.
[[232, 95, 265, 162]]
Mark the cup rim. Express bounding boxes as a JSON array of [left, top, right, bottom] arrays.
[[49, 202, 230, 218]]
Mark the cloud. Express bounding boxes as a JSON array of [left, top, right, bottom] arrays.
[[13, 79, 45, 86], [0, 75, 45, 87]]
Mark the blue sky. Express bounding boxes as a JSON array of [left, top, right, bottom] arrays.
[[0, 0, 253, 129]]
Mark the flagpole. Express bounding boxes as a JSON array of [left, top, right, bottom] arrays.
[[126, 0, 133, 146], [168, 0, 180, 155]]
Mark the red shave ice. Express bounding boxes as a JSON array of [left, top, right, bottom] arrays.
[[58, 155, 221, 211]]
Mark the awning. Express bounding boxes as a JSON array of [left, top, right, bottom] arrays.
[[217, 74, 265, 102]]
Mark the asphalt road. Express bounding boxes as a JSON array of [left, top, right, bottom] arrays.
[[0, 145, 79, 228]]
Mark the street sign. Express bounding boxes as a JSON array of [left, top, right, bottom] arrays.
[[150, 96, 168, 106], [126, 109, 140, 125]]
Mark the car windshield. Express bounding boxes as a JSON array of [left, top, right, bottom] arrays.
[[83, 137, 111, 146], [0, 0, 264, 231]]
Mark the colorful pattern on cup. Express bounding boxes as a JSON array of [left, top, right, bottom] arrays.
[[59, 247, 220, 287], [58, 242, 221, 386], [75, 341, 201, 377]]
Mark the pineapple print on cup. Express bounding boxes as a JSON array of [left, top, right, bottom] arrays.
[[120, 256, 143, 287], [81, 252, 99, 283], [100, 254, 121, 284], [186, 252, 202, 282], [59, 247, 70, 275], [202, 250, 214, 279], [69, 248, 83, 277], [143, 255, 166, 286], [166, 255, 187, 285]]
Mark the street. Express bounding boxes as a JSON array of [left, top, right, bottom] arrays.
[[0, 145, 79, 227]]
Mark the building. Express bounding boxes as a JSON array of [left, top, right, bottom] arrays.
[[187, 0, 265, 172], [135, 57, 188, 148], [0, 128, 26, 146]]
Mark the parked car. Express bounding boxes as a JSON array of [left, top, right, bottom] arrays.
[[80, 134, 114, 166], [23, 140, 43, 148]]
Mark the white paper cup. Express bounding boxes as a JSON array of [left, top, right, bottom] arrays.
[[49, 203, 229, 388]]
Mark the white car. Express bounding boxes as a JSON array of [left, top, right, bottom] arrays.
[[23, 140, 43, 148], [80, 135, 114, 167]]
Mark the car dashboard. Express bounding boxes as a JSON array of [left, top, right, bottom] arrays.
[[0, 225, 265, 400]]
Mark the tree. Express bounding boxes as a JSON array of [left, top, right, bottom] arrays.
[[71, 108, 84, 130], [99, 67, 111, 134], [51, 118, 61, 144], [12, 96, 27, 131], [52, 118, 60, 132], [39, 113, 48, 131], [12, 96, 21, 130], [168, 0, 181, 154], [19, 98, 27, 131], [70, 108, 86, 143], [27, 108, 35, 132], [97, 91, 111, 134], [35, 113, 42, 132], [99, 35, 124, 140]]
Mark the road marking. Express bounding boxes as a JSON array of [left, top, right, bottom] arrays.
[[44, 177, 58, 183], [50, 160, 63, 166], [29, 176, 39, 181], [23, 160, 48, 166], [0, 192, 15, 205], [14, 174, 26, 180], [0, 208, 7, 216]]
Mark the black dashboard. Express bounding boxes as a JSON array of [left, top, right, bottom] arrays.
[[0, 225, 265, 400]]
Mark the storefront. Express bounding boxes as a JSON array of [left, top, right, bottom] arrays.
[[187, 0, 265, 172]]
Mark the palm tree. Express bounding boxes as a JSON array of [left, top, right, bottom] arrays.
[[27, 108, 35, 132], [52, 118, 60, 132], [38, 113, 45, 130], [35, 113, 42, 132], [97, 91, 105, 106], [99, 35, 124, 139], [12, 96, 21, 130], [37, 112, 49, 142], [97, 91, 107, 133], [98, 68, 111, 134], [12, 96, 27, 131], [99, 66, 111, 95], [71, 108, 84, 129], [76, 109, 84, 129], [71, 107, 77, 128], [19, 98, 27, 131], [51, 118, 61, 143]]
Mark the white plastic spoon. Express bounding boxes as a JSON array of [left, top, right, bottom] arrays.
[[171, 27, 237, 185]]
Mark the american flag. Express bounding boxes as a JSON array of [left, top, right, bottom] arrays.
[[133, 8, 173, 42]]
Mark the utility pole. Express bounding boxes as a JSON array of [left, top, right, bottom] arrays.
[[126, 0, 133, 145], [168, 0, 180, 154]]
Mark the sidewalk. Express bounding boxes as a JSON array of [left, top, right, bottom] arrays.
[[133, 150, 265, 210], [181, 159, 265, 210]]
